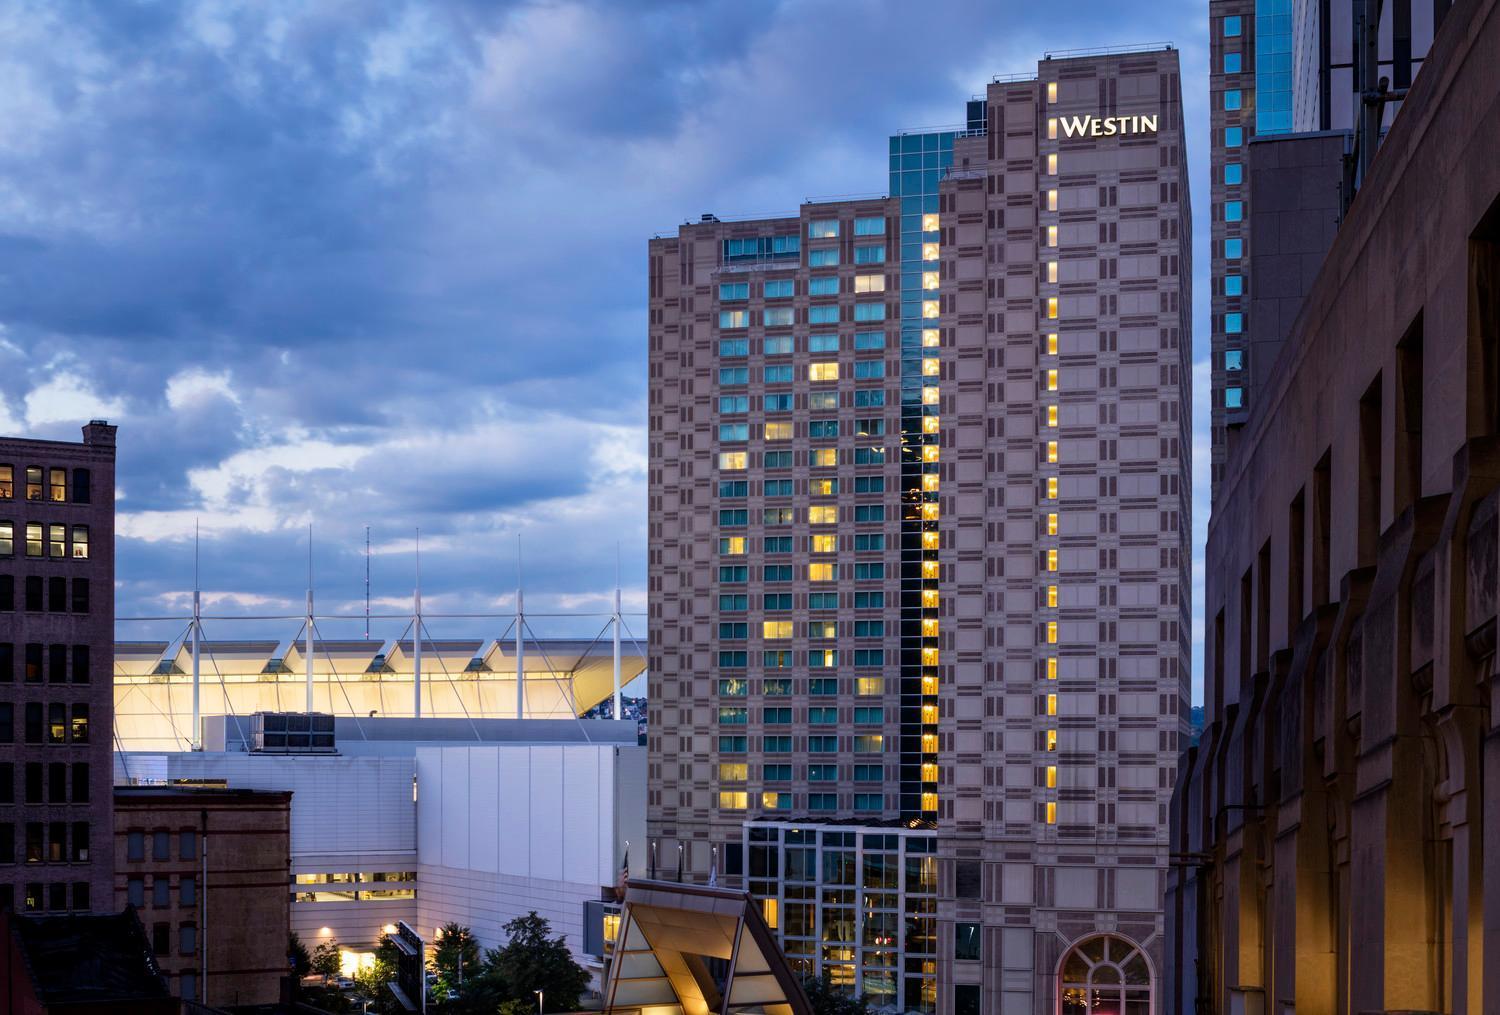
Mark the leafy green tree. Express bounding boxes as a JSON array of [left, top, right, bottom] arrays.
[[350, 933, 403, 1015], [801, 971, 870, 1015], [486, 912, 591, 1012], [311, 937, 342, 979], [288, 932, 312, 977], [431, 922, 482, 993]]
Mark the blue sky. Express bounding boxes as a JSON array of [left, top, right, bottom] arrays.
[[0, 0, 1211, 700]]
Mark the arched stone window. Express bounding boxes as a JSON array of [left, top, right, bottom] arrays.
[[1058, 934, 1152, 1015]]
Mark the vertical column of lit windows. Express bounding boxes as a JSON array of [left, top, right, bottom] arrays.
[[1041, 98, 1060, 826], [1219, 13, 1250, 438], [917, 209, 941, 821]]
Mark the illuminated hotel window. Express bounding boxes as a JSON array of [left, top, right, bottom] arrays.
[[922, 328, 940, 347], [1046, 297, 1059, 319], [923, 386, 940, 405], [765, 422, 792, 440], [811, 479, 836, 495], [1047, 190, 1058, 211], [922, 589, 939, 609], [719, 791, 748, 810], [922, 213, 939, 232], [809, 620, 837, 638], [1047, 441, 1058, 464], [719, 310, 748, 328], [923, 415, 940, 434], [809, 506, 838, 524], [1047, 369, 1059, 391], [1047, 153, 1058, 175], [1047, 512, 1058, 535], [1047, 621, 1058, 644], [762, 792, 791, 810], [922, 502, 939, 520], [811, 534, 837, 553], [1046, 730, 1058, 751], [812, 449, 838, 467], [1047, 332, 1059, 355], [921, 792, 938, 813], [922, 242, 940, 261], [922, 271, 939, 291], [1046, 801, 1057, 824], [922, 300, 940, 319], [855, 274, 886, 293], [1047, 694, 1058, 716], [1047, 118, 1058, 139], [923, 358, 939, 377], [1047, 658, 1058, 680], [1046, 477, 1058, 499], [922, 618, 939, 636], [1047, 405, 1058, 427], [1047, 261, 1059, 283], [857, 676, 884, 696], [809, 219, 839, 238], [719, 537, 746, 555], [719, 452, 747, 470], [1047, 585, 1058, 608], [1046, 765, 1057, 788], [719, 763, 747, 781], [1046, 225, 1058, 247], [809, 362, 839, 381], [763, 621, 793, 639], [1047, 549, 1058, 572], [809, 563, 835, 581], [1047, 81, 1058, 103]]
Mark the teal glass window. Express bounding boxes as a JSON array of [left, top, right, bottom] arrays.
[[718, 367, 748, 384], [1225, 163, 1242, 185], [763, 735, 791, 753], [809, 219, 839, 239], [764, 279, 793, 299], [809, 306, 839, 324], [809, 334, 839, 353], [764, 365, 793, 384], [1225, 275, 1243, 296], [1224, 53, 1242, 73], [1225, 237, 1243, 259], [1225, 126, 1243, 146], [764, 307, 793, 327], [718, 339, 747, 357], [1224, 90, 1242, 111], [809, 248, 839, 267], [764, 335, 792, 355], [718, 423, 748, 441], [853, 303, 885, 322], [719, 395, 747, 413], [854, 244, 885, 264], [1225, 201, 1244, 222], [719, 310, 748, 328], [854, 217, 886, 236], [1225, 312, 1244, 334], [808, 277, 839, 296], [1226, 387, 1244, 409], [1224, 15, 1242, 35], [719, 282, 748, 300], [1225, 350, 1244, 370], [765, 393, 792, 411], [854, 331, 885, 350]]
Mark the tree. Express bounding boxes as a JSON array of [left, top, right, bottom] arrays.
[[486, 912, 591, 1012], [350, 933, 403, 1015], [288, 932, 312, 978], [311, 937, 342, 980], [431, 922, 482, 993], [801, 971, 871, 1015]]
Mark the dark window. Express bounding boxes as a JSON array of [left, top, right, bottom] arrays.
[[71, 469, 90, 505], [0, 643, 10, 681], [180, 923, 197, 955], [955, 923, 981, 961], [71, 579, 88, 614], [0, 763, 11, 804], [180, 876, 196, 906], [24, 702, 41, 743], [24, 577, 40, 612], [71, 764, 89, 803], [47, 763, 65, 803], [48, 645, 66, 683], [127, 831, 144, 862], [47, 883, 65, 911], [24, 824, 42, 862], [47, 703, 64, 744], [47, 822, 64, 862], [152, 831, 170, 862], [1358, 373, 1384, 566], [954, 985, 981, 1015], [71, 881, 88, 911], [955, 860, 982, 900], [71, 646, 88, 684], [0, 576, 11, 611], [0, 824, 12, 864], [152, 922, 170, 956], [24, 764, 40, 804], [24, 644, 40, 683], [153, 878, 170, 908], [127, 878, 144, 908], [0, 702, 11, 743], [47, 577, 65, 613], [179, 831, 196, 861], [70, 823, 87, 863]]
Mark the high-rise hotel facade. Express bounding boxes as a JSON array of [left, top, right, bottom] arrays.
[[648, 48, 1189, 1015]]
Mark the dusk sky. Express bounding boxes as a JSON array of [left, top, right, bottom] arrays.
[[0, 0, 1211, 698]]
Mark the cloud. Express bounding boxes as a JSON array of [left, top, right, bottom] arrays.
[[0, 0, 1211, 676]]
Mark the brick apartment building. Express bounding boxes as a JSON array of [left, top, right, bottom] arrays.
[[115, 785, 293, 1006], [0, 422, 116, 917]]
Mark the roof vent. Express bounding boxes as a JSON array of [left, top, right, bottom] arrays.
[[701, 213, 719, 223]]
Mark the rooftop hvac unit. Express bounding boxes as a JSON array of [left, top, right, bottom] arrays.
[[249, 712, 337, 754]]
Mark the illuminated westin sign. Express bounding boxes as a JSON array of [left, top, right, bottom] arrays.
[[1057, 113, 1159, 137]]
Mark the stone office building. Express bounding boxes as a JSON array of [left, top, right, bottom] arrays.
[[649, 48, 1190, 1015], [0, 422, 117, 918], [1166, 0, 1500, 1010]]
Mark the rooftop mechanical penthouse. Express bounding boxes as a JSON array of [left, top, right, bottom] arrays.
[[648, 47, 1189, 1015]]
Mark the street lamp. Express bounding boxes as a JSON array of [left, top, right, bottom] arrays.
[[535, 989, 544, 1015]]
